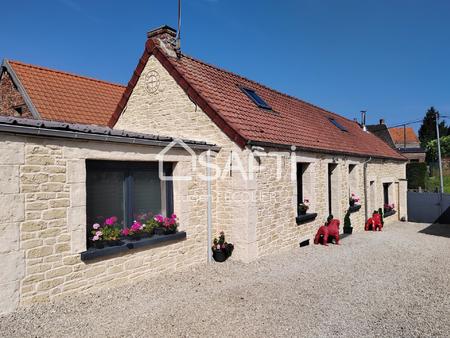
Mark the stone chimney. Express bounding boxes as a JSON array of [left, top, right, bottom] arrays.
[[147, 25, 178, 57], [379, 118, 385, 125]]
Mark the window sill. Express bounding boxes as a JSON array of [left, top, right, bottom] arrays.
[[296, 213, 318, 225], [348, 205, 361, 213], [384, 210, 396, 218], [80, 231, 187, 261]]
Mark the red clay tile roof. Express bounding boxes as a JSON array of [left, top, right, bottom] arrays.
[[389, 127, 420, 145], [111, 39, 405, 161], [8, 60, 125, 126]]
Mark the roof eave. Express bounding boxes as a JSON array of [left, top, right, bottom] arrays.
[[247, 140, 408, 162]]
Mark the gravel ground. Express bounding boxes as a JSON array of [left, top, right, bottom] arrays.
[[1, 221, 449, 338]]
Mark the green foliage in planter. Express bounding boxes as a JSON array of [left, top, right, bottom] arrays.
[[406, 162, 427, 190], [378, 208, 384, 225], [344, 211, 352, 228], [101, 225, 121, 241], [143, 219, 158, 236]]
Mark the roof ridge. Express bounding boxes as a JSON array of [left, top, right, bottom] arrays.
[[178, 53, 358, 125], [7, 59, 126, 89]]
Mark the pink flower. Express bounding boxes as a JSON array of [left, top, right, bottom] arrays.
[[154, 214, 164, 223], [92, 235, 100, 241], [121, 228, 130, 236], [171, 213, 177, 219], [93, 223, 100, 230], [105, 216, 118, 226], [95, 231, 102, 237], [131, 221, 142, 232]]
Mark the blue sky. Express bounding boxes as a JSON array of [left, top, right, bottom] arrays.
[[1, 0, 449, 128]]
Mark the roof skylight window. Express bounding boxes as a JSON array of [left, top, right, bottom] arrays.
[[241, 87, 272, 110], [328, 117, 348, 132]]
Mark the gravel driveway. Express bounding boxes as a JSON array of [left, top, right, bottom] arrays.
[[1, 221, 449, 337]]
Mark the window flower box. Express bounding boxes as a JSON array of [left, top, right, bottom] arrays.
[[296, 213, 318, 225], [80, 231, 187, 261], [348, 204, 361, 213], [384, 209, 396, 218], [383, 203, 396, 217]]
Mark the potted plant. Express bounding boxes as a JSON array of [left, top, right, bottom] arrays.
[[152, 214, 179, 235], [349, 193, 360, 207], [90, 225, 105, 249], [89, 217, 123, 249], [142, 219, 157, 237], [298, 199, 310, 215], [122, 220, 144, 241], [212, 231, 234, 262], [134, 212, 156, 238], [343, 211, 353, 234], [384, 203, 395, 212], [101, 216, 122, 246]]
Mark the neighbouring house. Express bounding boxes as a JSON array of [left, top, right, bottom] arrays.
[[0, 25, 408, 314], [368, 119, 425, 162]]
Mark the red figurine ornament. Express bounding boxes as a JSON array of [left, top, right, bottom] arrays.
[[365, 211, 383, 231], [314, 215, 340, 246]]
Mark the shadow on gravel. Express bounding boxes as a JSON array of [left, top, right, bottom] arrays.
[[418, 223, 450, 238]]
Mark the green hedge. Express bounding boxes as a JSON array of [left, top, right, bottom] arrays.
[[406, 162, 427, 189]]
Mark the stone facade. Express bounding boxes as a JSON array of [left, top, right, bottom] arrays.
[[114, 54, 408, 262], [0, 133, 210, 314], [0, 52, 408, 314], [0, 71, 33, 118]]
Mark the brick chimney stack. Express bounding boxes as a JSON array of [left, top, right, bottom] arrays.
[[147, 25, 178, 57], [379, 118, 385, 125]]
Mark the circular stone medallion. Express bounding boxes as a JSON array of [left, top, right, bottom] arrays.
[[145, 70, 160, 94]]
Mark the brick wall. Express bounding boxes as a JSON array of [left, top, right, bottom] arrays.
[[0, 71, 33, 118]]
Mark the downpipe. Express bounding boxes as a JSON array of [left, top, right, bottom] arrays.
[[363, 157, 372, 223], [206, 150, 213, 263]]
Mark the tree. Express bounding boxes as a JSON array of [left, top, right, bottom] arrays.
[[426, 135, 450, 161], [418, 107, 448, 148]]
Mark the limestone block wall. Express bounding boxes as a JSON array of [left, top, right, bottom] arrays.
[[0, 136, 25, 313], [367, 159, 407, 222], [0, 133, 211, 314], [254, 153, 341, 257], [114, 54, 251, 261], [253, 152, 406, 258], [112, 53, 408, 260]]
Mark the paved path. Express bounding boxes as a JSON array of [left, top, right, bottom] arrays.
[[1, 221, 449, 337]]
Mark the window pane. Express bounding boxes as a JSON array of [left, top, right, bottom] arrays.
[[86, 170, 124, 227], [133, 169, 162, 219]]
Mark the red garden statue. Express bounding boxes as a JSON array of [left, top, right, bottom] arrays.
[[365, 210, 383, 231], [314, 215, 340, 246]]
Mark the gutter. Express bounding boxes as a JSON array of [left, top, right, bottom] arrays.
[[0, 121, 220, 152], [247, 140, 406, 162]]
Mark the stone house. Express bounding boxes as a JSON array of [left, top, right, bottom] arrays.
[[0, 25, 407, 314]]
